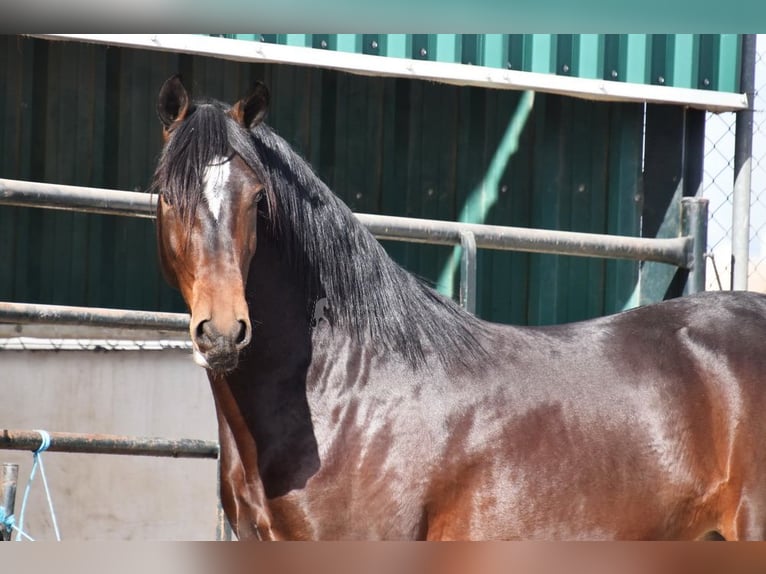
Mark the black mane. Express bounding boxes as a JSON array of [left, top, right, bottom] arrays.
[[152, 100, 488, 368]]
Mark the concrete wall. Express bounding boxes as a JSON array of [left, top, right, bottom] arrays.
[[0, 349, 218, 540]]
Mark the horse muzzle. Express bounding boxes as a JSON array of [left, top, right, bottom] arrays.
[[191, 317, 251, 373]]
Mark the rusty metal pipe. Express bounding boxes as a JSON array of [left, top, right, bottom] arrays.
[[0, 430, 218, 459]]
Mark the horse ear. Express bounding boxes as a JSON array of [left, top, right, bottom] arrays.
[[157, 74, 190, 128], [232, 81, 269, 129]]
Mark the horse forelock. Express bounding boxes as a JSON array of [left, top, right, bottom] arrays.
[[152, 102, 263, 228]]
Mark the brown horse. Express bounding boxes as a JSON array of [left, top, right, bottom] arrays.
[[152, 74, 766, 540]]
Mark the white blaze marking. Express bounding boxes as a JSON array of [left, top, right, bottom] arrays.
[[202, 157, 230, 222]]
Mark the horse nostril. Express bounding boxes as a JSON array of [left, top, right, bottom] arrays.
[[235, 320, 249, 346], [195, 318, 248, 350], [195, 319, 212, 345]]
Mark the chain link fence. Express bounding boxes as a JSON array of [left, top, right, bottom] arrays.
[[704, 34, 766, 291]]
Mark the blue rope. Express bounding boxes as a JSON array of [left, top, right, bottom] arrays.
[[0, 505, 12, 528], [15, 429, 60, 541], [0, 504, 15, 533], [1, 505, 34, 541]]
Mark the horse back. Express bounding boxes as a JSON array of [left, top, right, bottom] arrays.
[[424, 291, 766, 539]]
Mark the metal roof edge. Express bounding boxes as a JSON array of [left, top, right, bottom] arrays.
[[30, 34, 748, 113]]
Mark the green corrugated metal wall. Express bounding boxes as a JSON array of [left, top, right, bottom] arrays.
[[1, 36, 648, 325], [212, 34, 742, 93]]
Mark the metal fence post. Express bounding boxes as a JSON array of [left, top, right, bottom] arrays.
[[1, 463, 19, 541], [459, 231, 477, 314], [731, 34, 757, 290], [682, 197, 709, 295]]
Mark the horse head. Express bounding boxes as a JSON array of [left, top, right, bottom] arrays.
[[153, 75, 270, 373]]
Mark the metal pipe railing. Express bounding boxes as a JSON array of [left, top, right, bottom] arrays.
[[358, 213, 693, 267], [1, 177, 695, 266], [0, 429, 218, 459], [0, 302, 189, 333], [0, 177, 707, 316], [0, 179, 156, 218]]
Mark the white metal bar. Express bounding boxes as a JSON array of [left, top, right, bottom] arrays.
[[29, 34, 748, 113]]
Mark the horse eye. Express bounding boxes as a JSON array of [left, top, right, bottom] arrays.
[[255, 189, 265, 204]]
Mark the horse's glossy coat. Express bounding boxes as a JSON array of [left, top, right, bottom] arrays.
[[152, 75, 766, 540]]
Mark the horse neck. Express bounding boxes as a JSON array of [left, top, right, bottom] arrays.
[[244, 225, 314, 372], [217, 226, 324, 511]]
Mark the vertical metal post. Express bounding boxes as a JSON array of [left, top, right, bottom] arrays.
[[459, 231, 477, 314], [732, 34, 757, 290], [682, 197, 709, 295], [1, 463, 19, 541]]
